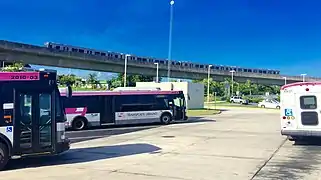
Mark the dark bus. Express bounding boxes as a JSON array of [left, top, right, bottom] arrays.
[[0, 68, 72, 170], [60, 90, 188, 130]]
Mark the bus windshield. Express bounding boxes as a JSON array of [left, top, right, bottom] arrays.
[[173, 96, 185, 107]]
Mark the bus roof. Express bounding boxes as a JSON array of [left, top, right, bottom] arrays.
[[60, 90, 183, 96], [281, 82, 321, 90]]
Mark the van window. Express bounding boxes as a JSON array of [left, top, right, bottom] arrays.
[[300, 96, 317, 109]]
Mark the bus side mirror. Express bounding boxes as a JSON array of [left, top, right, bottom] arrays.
[[65, 85, 72, 98]]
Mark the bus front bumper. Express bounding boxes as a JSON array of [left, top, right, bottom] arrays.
[[281, 129, 321, 137], [56, 139, 71, 154]]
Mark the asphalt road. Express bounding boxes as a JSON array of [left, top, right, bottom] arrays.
[[66, 124, 162, 144]]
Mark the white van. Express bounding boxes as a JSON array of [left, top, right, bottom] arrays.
[[280, 82, 321, 141]]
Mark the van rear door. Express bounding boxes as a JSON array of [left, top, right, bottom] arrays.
[[295, 93, 321, 130]]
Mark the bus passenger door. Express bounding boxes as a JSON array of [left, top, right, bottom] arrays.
[[13, 90, 54, 155], [101, 96, 115, 125]]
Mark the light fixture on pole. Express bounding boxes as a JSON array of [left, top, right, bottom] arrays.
[[230, 70, 236, 96], [283, 77, 287, 85], [124, 54, 131, 87], [207, 65, 212, 103], [300, 73, 307, 82], [154, 62, 159, 83], [167, 0, 175, 82]]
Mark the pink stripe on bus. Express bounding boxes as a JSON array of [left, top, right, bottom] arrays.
[[281, 82, 321, 90], [60, 90, 181, 97], [65, 107, 87, 116], [0, 72, 40, 81]]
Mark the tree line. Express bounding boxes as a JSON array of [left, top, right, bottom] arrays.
[[192, 78, 280, 97], [1, 62, 281, 96]]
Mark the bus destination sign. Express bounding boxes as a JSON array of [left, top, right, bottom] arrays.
[[0, 72, 40, 81]]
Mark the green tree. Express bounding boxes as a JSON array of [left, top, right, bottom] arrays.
[[87, 73, 99, 89], [1, 62, 24, 72], [58, 74, 77, 86], [109, 73, 156, 88]]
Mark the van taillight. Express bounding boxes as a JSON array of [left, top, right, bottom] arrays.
[[282, 116, 286, 119], [306, 88, 309, 91]]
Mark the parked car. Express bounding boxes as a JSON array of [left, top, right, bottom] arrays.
[[230, 96, 249, 105], [258, 99, 280, 109]]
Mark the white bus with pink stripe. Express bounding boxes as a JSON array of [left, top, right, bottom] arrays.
[[0, 69, 72, 170], [60, 90, 187, 130]]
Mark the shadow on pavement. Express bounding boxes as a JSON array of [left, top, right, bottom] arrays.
[[5, 143, 161, 171], [174, 116, 216, 124], [293, 137, 321, 146]]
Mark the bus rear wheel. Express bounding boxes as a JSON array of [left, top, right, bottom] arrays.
[[72, 117, 87, 131], [0, 143, 9, 171], [160, 113, 172, 125]]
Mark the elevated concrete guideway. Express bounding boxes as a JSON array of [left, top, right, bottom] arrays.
[[0, 40, 319, 85]]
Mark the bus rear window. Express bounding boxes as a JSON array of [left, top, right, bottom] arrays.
[[300, 96, 317, 109]]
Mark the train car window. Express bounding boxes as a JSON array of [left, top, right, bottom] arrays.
[[215, 66, 219, 70], [210, 66, 214, 69], [48, 44, 53, 48], [200, 65, 204, 68], [95, 52, 100, 55], [55, 46, 60, 50], [79, 49, 84, 53], [259, 70, 262, 73], [101, 52, 106, 56], [115, 55, 118, 58], [72, 48, 77, 52], [253, 70, 257, 73], [172, 62, 175, 65]]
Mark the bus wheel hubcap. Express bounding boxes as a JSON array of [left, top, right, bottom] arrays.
[[0, 149, 4, 161], [76, 121, 84, 129], [163, 117, 169, 122]]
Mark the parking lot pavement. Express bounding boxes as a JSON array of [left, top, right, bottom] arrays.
[[1, 108, 293, 180], [252, 139, 321, 180], [66, 124, 161, 143]]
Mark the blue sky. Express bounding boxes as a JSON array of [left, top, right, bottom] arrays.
[[1, 0, 321, 78]]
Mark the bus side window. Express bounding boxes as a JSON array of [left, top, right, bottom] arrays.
[[155, 98, 169, 110], [300, 95, 317, 109]]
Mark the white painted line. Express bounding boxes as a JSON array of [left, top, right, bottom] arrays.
[[68, 135, 104, 140], [66, 125, 159, 134]]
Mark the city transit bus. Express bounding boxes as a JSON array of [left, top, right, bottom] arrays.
[[60, 90, 188, 130], [280, 82, 321, 141], [0, 68, 72, 170]]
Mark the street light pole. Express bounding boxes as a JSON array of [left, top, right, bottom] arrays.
[[283, 77, 287, 85], [154, 62, 159, 83], [301, 73, 307, 82], [207, 65, 212, 103], [230, 70, 235, 96], [167, 0, 175, 82], [124, 54, 131, 87]]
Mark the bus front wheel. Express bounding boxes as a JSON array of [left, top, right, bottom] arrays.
[[160, 113, 172, 125], [0, 142, 9, 171]]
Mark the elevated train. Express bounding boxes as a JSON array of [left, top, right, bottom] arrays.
[[44, 42, 280, 75]]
